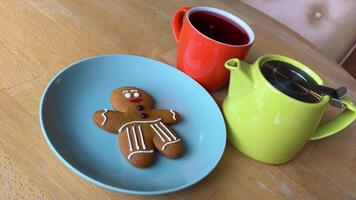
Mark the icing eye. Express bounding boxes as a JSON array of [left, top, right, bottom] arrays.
[[124, 93, 132, 98], [133, 92, 140, 97]]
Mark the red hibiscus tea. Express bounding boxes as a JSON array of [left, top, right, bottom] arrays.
[[189, 11, 250, 45]]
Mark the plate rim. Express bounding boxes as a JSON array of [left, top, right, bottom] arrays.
[[39, 54, 226, 195]]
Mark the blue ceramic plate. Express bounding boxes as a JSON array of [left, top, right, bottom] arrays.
[[39, 55, 226, 195]]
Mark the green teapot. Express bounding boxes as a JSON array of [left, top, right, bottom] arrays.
[[222, 54, 355, 164]]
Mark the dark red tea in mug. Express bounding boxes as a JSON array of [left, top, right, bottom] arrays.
[[189, 11, 250, 45]]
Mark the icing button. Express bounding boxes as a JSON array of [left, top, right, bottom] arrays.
[[140, 113, 148, 119], [136, 105, 144, 111]]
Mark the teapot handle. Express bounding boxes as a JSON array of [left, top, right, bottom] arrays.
[[310, 97, 356, 140]]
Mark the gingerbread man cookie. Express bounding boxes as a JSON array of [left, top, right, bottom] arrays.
[[93, 87, 183, 168]]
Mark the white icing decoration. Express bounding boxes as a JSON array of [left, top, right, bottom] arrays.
[[170, 109, 176, 120], [138, 126, 146, 150], [126, 127, 133, 152], [159, 122, 177, 140], [130, 89, 138, 92], [124, 93, 132, 98], [132, 126, 139, 150], [133, 92, 140, 97], [154, 123, 172, 141], [128, 150, 153, 160], [162, 139, 181, 151], [100, 109, 108, 126], [119, 118, 182, 156], [150, 124, 165, 142], [118, 118, 162, 133], [122, 90, 129, 94]]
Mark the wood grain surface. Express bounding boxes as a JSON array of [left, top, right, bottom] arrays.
[[0, 0, 355, 199]]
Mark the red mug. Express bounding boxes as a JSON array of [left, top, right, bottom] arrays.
[[172, 6, 255, 92]]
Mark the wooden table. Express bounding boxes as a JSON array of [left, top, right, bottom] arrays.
[[0, 1, 355, 199]]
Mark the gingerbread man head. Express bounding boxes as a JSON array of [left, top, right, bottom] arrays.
[[110, 86, 154, 112]]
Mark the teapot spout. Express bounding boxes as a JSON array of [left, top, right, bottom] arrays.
[[224, 58, 254, 99], [225, 58, 240, 71], [225, 58, 254, 83]]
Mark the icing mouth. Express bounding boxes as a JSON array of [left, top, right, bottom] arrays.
[[128, 98, 143, 103]]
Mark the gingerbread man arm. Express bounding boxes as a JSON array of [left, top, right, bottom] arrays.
[[93, 109, 126, 134], [152, 109, 180, 125]]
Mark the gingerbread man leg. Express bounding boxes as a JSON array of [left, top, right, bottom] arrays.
[[150, 121, 184, 159], [118, 125, 156, 168]]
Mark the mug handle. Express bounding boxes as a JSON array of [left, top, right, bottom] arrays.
[[310, 97, 356, 140], [172, 7, 191, 42]]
